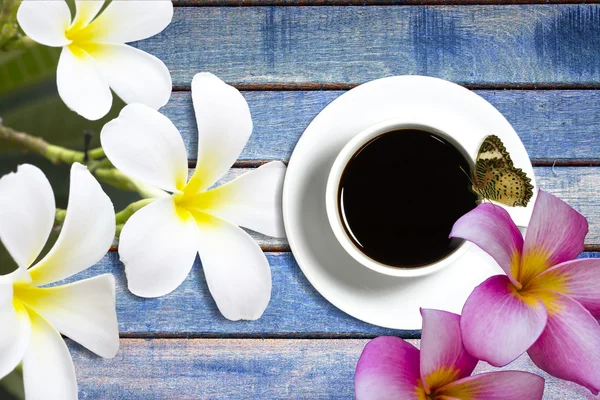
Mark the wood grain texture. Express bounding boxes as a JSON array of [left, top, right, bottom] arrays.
[[93, 166, 600, 336], [110, 166, 600, 252], [535, 167, 600, 244], [71, 339, 597, 399], [179, 166, 600, 248], [69, 252, 600, 337], [134, 5, 600, 87], [164, 90, 600, 163], [74, 252, 409, 337], [174, 0, 600, 5]]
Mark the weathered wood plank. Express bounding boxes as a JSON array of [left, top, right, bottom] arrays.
[[92, 165, 600, 336], [135, 5, 600, 87], [71, 252, 600, 337], [174, 0, 600, 5], [78, 252, 409, 337], [109, 166, 600, 251], [535, 167, 600, 245], [71, 338, 596, 399], [164, 90, 600, 163], [109, 167, 600, 251], [191, 167, 600, 248]]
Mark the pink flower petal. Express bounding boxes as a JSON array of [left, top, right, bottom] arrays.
[[419, 309, 477, 392], [355, 336, 424, 400], [460, 275, 548, 367], [450, 203, 523, 287], [520, 190, 587, 284], [528, 258, 600, 318], [528, 292, 600, 395], [436, 371, 544, 400]]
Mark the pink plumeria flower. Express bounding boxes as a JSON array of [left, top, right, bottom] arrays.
[[451, 189, 600, 393], [101, 73, 286, 321], [355, 309, 544, 400]]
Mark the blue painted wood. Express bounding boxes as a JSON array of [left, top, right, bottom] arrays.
[[134, 5, 600, 87], [67, 252, 600, 337], [535, 167, 600, 245], [75, 252, 410, 337], [201, 166, 600, 248], [70, 338, 596, 399], [174, 0, 600, 5], [105, 165, 600, 253], [163, 90, 600, 162]]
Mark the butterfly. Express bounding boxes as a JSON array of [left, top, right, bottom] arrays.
[[471, 135, 534, 207]]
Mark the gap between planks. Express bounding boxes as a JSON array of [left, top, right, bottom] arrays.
[[173, 0, 600, 6], [173, 83, 600, 92], [118, 332, 421, 339], [106, 165, 600, 253], [204, 159, 600, 168], [107, 244, 600, 253], [108, 243, 289, 253]]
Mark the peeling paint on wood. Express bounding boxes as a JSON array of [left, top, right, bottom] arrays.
[[162, 90, 600, 162], [67, 252, 600, 337], [133, 5, 600, 87], [70, 339, 599, 399]]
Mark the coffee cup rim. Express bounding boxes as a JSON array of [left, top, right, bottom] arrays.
[[325, 119, 474, 278]]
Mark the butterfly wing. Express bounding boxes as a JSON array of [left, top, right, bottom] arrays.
[[472, 135, 534, 207], [476, 135, 511, 164], [495, 168, 534, 207]]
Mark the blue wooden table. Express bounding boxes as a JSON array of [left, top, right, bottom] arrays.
[[69, 2, 600, 398]]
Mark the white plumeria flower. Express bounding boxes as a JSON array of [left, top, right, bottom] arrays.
[[0, 163, 118, 400], [101, 72, 286, 321], [17, 0, 173, 121]]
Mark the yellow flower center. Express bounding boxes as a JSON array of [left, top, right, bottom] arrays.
[[172, 172, 222, 226], [519, 267, 569, 315], [422, 369, 484, 400], [12, 282, 42, 311], [63, 7, 109, 58], [413, 367, 474, 400], [10, 282, 42, 323], [424, 366, 461, 393], [65, 19, 94, 44], [502, 244, 573, 316], [518, 247, 552, 286]]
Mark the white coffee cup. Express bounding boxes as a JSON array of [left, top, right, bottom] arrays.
[[325, 119, 474, 278]]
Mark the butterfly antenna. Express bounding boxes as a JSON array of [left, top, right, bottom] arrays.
[[459, 166, 475, 186]]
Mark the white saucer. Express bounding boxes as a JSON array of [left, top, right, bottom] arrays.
[[282, 76, 537, 330]]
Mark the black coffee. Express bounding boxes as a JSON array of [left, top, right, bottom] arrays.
[[338, 129, 477, 268]]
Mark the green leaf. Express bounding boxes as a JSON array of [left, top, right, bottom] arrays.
[[0, 0, 61, 97], [0, 44, 60, 97]]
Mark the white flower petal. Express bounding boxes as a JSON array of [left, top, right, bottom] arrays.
[[22, 311, 77, 400], [89, 43, 171, 110], [0, 164, 55, 270], [83, 0, 173, 43], [199, 162, 286, 238], [57, 46, 112, 121], [17, 0, 71, 47], [187, 72, 252, 193], [28, 163, 115, 286], [101, 104, 189, 193], [197, 214, 271, 321], [0, 282, 31, 379], [119, 197, 198, 298], [71, 1, 104, 30], [0, 267, 32, 286], [19, 275, 119, 359]]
